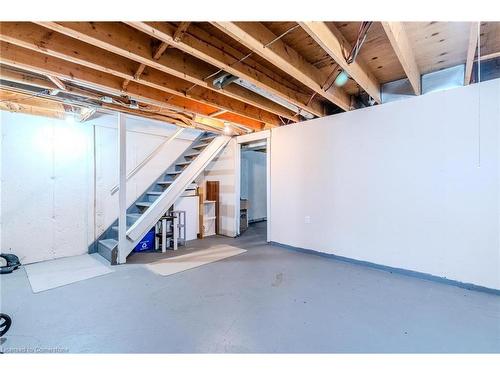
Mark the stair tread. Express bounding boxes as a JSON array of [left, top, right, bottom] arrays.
[[166, 170, 182, 175], [201, 135, 216, 141], [147, 191, 163, 195], [136, 201, 153, 207], [111, 225, 132, 231], [184, 151, 201, 157], [176, 161, 191, 166], [157, 181, 172, 185], [99, 239, 118, 249], [127, 213, 141, 219], [192, 142, 210, 149]]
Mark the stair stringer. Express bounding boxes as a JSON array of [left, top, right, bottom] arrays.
[[118, 135, 231, 263], [88, 131, 207, 254]]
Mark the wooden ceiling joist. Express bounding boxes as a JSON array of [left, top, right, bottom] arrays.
[[211, 22, 351, 111], [33, 22, 299, 122], [0, 89, 67, 119], [0, 42, 264, 131], [464, 22, 479, 85], [381, 22, 421, 95], [124, 21, 330, 117], [0, 85, 224, 131], [0, 65, 59, 91], [0, 23, 276, 128], [299, 22, 381, 104]]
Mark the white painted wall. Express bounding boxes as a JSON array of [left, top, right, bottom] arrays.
[[270, 79, 500, 290], [0, 115, 4, 254], [197, 138, 239, 237], [1, 111, 199, 264], [1, 112, 93, 264], [241, 150, 267, 221]]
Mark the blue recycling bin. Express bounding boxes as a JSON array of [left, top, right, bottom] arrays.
[[134, 227, 155, 252]]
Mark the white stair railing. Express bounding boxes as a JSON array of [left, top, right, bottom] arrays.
[[117, 135, 231, 263]]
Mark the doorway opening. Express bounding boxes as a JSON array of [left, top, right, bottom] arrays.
[[238, 139, 268, 240]]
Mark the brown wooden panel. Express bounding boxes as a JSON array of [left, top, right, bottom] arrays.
[[206, 181, 220, 235]]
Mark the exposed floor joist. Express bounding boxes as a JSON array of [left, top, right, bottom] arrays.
[[125, 22, 331, 117], [0, 89, 67, 119], [0, 23, 274, 129], [299, 22, 381, 103], [0, 76, 229, 133], [34, 22, 302, 122], [464, 22, 479, 85], [381, 22, 421, 95], [211, 22, 351, 111], [0, 43, 263, 131]]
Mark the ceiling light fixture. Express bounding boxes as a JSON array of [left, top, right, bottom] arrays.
[[334, 70, 350, 87], [223, 121, 233, 135]]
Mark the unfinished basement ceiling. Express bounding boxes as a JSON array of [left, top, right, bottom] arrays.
[[0, 21, 499, 132]]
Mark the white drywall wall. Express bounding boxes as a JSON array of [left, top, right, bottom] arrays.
[[198, 138, 238, 237], [241, 150, 267, 221], [270, 79, 500, 290], [0, 116, 3, 254], [1, 112, 92, 264], [1, 111, 199, 263]]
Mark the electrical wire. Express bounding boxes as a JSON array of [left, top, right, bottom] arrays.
[[321, 22, 373, 95], [343, 22, 373, 64]]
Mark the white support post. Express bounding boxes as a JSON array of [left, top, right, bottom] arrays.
[[117, 113, 127, 264], [173, 213, 179, 251], [161, 218, 167, 253]]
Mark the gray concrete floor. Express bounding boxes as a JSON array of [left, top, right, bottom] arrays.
[[1, 221, 499, 353]]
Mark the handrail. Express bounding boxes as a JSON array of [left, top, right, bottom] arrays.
[[123, 135, 231, 256], [110, 128, 184, 195]]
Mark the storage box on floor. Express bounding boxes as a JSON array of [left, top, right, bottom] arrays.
[[134, 228, 155, 252]]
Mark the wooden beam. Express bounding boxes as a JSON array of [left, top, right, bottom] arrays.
[[133, 63, 146, 80], [125, 21, 329, 117], [299, 22, 381, 103], [0, 65, 58, 90], [152, 21, 191, 60], [124, 23, 191, 99], [79, 107, 96, 122], [122, 62, 147, 91], [0, 23, 274, 127], [46, 74, 66, 90], [212, 22, 351, 111], [33, 22, 299, 121], [172, 22, 191, 43], [208, 109, 228, 117], [465, 22, 479, 85], [381, 22, 421, 95], [0, 89, 67, 119], [0, 41, 264, 131], [0, 78, 222, 132], [479, 51, 500, 61], [152, 42, 169, 60]]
